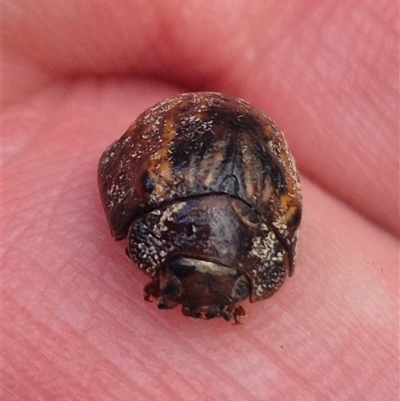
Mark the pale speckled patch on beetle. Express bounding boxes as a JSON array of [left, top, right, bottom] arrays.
[[98, 92, 302, 323]]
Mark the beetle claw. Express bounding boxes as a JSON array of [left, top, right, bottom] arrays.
[[232, 305, 246, 324]]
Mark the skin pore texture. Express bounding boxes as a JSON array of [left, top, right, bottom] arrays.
[[2, 1, 398, 400]]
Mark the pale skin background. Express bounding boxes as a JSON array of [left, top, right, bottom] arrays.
[[2, 1, 399, 400]]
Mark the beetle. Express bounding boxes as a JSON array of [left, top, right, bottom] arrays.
[[98, 92, 302, 323]]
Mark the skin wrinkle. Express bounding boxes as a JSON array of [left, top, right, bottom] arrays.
[[143, 323, 258, 400], [4, 245, 177, 398], [3, 304, 155, 401]]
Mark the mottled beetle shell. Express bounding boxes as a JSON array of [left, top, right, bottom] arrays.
[[98, 92, 302, 322]]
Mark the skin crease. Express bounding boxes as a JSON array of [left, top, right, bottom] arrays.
[[2, 0, 398, 400]]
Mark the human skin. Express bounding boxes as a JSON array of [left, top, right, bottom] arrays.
[[2, 1, 398, 400]]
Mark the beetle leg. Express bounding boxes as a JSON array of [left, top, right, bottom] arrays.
[[181, 305, 202, 319], [143, 280, 160, 302], [232, 305, 246, 324], [157, 299, 178, 309]]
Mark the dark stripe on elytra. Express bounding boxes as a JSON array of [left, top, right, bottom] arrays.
[[251, 140, 286, 193], [169, 125, 215, 168], [211, 131, 247, 196]]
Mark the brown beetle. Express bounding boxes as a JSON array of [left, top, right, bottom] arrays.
[[98, 92, 302, 323]]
